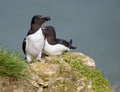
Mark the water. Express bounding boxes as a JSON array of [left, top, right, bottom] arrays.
[[0, 0, 120, 89]]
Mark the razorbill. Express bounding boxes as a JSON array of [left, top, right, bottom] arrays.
[[42, 25, 76, 55], [22, 15, 50, 63]]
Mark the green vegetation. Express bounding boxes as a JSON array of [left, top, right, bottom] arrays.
[[0, 49, 28, 80], [0, 49, 111, 92], [60, 53, 111, 92], [71, 61, 110, 91]]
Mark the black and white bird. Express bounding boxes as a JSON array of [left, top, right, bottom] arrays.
[[22, 15, 50, 63], [42, 25, 76, 55]]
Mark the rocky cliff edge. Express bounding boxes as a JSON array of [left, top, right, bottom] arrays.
[[0, 52, 111, 92]]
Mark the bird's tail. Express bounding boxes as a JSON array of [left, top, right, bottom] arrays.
[[69, 39, 76, 49]]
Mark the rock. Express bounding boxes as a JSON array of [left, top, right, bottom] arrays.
[[13, 88, 24, 92], [78, 52, 95, 67], [0, 52, 111, 92]]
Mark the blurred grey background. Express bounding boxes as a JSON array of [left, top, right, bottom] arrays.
[[0, 0, 120, 88]]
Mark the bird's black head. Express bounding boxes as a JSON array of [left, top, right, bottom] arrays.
[[31, 15, 50, 26], [29, 15, 50, 34], [42, 25, 56, 39]]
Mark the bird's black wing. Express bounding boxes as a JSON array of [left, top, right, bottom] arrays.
[[56, 38, 76, 49], [56, 38, 69, 47], [22, 38, 26, 54]]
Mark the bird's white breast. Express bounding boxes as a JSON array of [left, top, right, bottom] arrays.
[[43, 39, 70, 55], [25, 28, 44, 57]]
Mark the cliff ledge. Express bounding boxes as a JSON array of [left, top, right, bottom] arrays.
[[0, 52, 111, 92]]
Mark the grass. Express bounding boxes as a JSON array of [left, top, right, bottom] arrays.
[[0, 49, 28, 80]]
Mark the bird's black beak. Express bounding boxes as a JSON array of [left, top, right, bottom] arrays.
[[45, 16, 50, 21], [40, 16, 51, 21], [42, 26, 47, 30]]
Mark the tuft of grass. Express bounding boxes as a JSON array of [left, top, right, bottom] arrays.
[[0, 49, 29, 80]]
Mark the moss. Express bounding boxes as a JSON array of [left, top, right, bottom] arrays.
[[63, 53, 111, 92], [49, 52, 111, 92], [71, 61, 110, 92]]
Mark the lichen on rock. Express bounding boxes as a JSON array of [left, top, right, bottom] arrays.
[[0, 52, 111, 92], [28, 52, 111, 92]]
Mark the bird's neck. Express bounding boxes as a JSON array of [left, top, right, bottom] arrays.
[[27, 24, 42, 35], [31, 24, 41, 31]]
